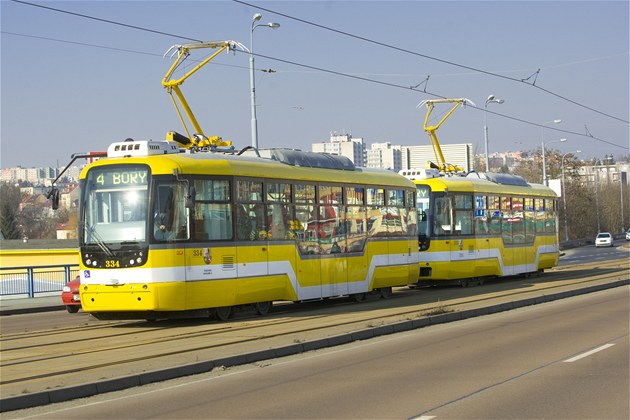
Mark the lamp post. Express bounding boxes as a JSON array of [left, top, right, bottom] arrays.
[[561, 150, 580, 242], [483, 95, 504, 172], [540, 119, 563, 185], [249, 13, 280, 149]]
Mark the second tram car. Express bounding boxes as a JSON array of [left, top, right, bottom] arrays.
[[78, 140, 420, 320], [401, 169, 559, 286]]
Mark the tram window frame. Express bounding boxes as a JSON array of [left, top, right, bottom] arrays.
[[366, 187, 385, 206], [191, 178, 232, 242], [453, 194, 473, 236], [236, 180, 263, 203], [405, 189, 418, 237], [545, 198, 557, 233], [345, 186, 365, 205], [388, 189, 404, 207], [474, 195, 489, 235], [294, 183, 316, 203], [487, 195, 501, 235], [488, 195, 500, 210], [319, 185, 343, 205], [384, 188, 406, 237], [234, 179, 266, 241], [432, 193, 452, 236], [524, 197, 536, 242], [266, 182, 291, 203]]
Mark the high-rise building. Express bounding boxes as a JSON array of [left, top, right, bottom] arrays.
[[311, 133, 366, 166], [366, 142, 402, 172], [402, 143, 474, 172]]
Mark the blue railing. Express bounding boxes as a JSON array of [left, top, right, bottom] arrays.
[[0, 264, 79, 298]]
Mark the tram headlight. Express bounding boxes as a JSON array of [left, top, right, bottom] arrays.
[[86, 259, 91, 266], [92, 260, 97, 267], [129, 259, 135, 265], [136, 257, 142, 264]]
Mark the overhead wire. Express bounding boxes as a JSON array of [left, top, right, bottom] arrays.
[[7, 0, 629, 151], [232, 0, 629, 125], [250, 51, 627, 151]]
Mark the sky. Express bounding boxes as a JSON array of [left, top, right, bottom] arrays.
[[1, 0, 629, 169]]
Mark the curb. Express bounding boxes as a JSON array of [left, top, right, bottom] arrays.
[[2, 278, 629, 413], [0, 305, 65, 316]]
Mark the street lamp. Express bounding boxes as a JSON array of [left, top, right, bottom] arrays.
[[483, 94, 504, 172], [541, 119, 562, 186], [249, 13, 280, 149], [561, 150, 580, 242]]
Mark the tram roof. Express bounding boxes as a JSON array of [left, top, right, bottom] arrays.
[[83, 147, 414, 188], [411, 172, 556, 197]]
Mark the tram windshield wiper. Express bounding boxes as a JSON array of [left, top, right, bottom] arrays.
[[84, 222, 114, 257]]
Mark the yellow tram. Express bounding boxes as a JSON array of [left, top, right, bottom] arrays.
[[77, 140, 420, 320], [401, 169, 559, 286]]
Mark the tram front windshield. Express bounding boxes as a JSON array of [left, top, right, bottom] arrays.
[[83, 165, 149, 244]]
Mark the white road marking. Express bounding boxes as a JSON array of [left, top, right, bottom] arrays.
[[563, 343, 615, 363]]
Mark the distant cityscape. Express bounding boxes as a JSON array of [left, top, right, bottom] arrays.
[[2, 132, 628, 190]]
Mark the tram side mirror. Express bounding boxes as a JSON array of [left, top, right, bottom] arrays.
[[48, 187, 60, 210], [186, 185, 196, 209]]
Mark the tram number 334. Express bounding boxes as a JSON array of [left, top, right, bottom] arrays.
[[105, 259, 121, 268]]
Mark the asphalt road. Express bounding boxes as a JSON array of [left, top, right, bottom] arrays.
[[560, 240, 629, 266], [7, 286, 628, 419]]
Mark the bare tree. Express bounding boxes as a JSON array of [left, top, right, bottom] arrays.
[[0, 184, 24, 239]]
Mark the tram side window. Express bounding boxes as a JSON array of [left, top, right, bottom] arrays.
[[318, 185, 345, 253], [474, 195, 488, 234], [487, 195, 501, 235], [193, 179, 231, 241], [453, 194, 473, 236], [535, 198, 546, 233], [345, 186, 366, 253], [501, 196, 513, 244], [367, 187, 387, 238], [295, 203, 319, 254], [511, 197, 525, 243], [432, 194, 452, 236], [384, 189, 406, 237], [345, 187, 364, 205], [346, 205, 367, 252], [153, 181, 190, 242], [405, 189, 417, 237], [295, 184, 318, 254], [545, 198, 557, 233], [266, 182, 292, 241], [235, 180, 266, 241], [524, 197, 536, 242]]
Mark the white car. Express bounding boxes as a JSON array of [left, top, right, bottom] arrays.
[[595, 232, 614, 247], [626, 229, 630, 241]]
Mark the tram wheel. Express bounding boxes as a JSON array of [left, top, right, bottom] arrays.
[[255, 301, 272, 316], [351, 292, 367, 302], [459, 279, 470, 288], [379, 287, 392, 299], [215, 306, 232, 321]]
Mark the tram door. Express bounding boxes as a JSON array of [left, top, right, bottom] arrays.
[[294, 203, 322, 300], [319, 204, 348, 298]]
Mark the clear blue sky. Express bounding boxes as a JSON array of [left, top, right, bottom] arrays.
[[1, 0, 628, 169]]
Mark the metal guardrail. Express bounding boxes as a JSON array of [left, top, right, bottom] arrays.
[[0, 264, 79, 298]]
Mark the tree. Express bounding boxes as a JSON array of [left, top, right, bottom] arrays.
[[0, 184, 23, 239]]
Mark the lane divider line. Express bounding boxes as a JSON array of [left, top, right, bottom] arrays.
[[563, 343, 615, 363]]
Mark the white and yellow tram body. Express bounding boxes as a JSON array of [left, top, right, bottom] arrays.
[[78, 140, 419, 319], [402, 169, 559, 285]]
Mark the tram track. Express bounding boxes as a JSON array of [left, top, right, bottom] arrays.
[[0, 259, 627, 399]]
